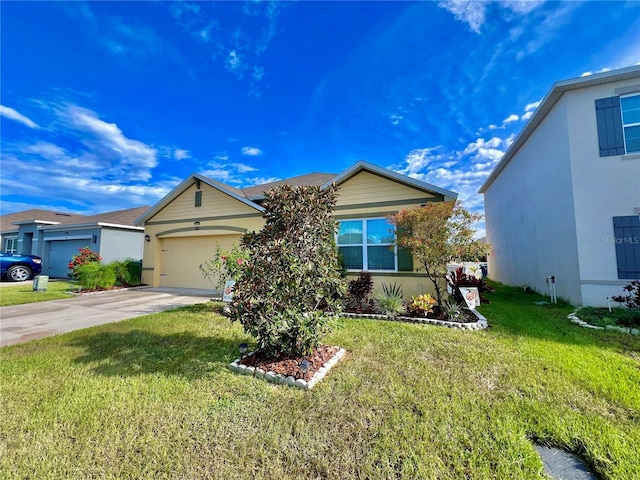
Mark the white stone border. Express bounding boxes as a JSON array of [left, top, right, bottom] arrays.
[[568, 311, 639, 335], [343, 309, 488, 331], [228, 346, 346, 390]]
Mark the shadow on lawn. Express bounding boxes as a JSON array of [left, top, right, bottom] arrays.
[[71, 329, 239, 379]]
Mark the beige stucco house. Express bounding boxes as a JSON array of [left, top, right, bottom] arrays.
[[135, 161, 457, 297]]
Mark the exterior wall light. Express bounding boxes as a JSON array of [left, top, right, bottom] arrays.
[[144, 234, 151, 242]]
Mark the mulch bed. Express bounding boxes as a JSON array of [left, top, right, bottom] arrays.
[[239, 345, 339, 381]]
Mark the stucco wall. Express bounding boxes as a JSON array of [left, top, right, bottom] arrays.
[[99, 228, 144, 263], [484, 97, 583, 304], [565, 80, 640, 306]]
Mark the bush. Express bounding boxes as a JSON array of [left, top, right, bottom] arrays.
[[375, 283, 404, 318], [612, 281, 640, 308], [229, 184, 346, 357], [111, 259, 142, 287], [347, 271, 374, 310], [407, 294, 437, 317], [68, 247, 102, 279], [200, 242, 249, 290], [73, 262, 116, 290]]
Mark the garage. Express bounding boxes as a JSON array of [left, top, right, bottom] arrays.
[[45, 238, 93, 278], [158, 234, 241, 289]]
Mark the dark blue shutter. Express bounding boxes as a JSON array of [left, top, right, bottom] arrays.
[[613, 216, 640, 279], [595, 97, 625, 156], [397, 247, 413, 271]]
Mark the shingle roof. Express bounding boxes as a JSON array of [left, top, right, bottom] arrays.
[[241, 172, 337, 199], [0, 206, 150, 232]]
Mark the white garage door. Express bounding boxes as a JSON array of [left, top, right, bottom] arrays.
[[159, 234, 240, 289]]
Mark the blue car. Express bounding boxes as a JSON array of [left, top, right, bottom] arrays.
[[0, 252, 43, 281]]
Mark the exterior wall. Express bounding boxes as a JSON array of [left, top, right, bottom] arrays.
[[484, 98, 583, 304], [565, 79, 640, 306], [141, 181, 263, 287], [336, 169, 444, 301], [345, 272, 437, 301], [98, 228, 144, 263]]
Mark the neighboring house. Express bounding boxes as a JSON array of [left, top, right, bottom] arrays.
[[135, 160, 458, 297], [479, 65, 640, 307], [0, 206, 149, 278]]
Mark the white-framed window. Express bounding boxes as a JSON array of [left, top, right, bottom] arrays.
[[621, 94, 640, 154], [5, 237, 18, 253], [336, 218, 396, 271]]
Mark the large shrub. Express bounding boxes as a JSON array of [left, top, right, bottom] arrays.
[[111, 258, 142, 287], [229, 184, 346, 357], [200, 242, 249, 290], [73, 262, 116, 290], [68, 247, 102, 279]]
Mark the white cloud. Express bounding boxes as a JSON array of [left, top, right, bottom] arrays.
[[503, 114, 519, 124], [201, 159, 276, 188], [387, 113, 404, 125], [580, 67, 612, 77], [438, 0, 486, 34], [225, 50, 243, 74], [438, 0, 545, 34], [241, 146, 263, 156], [173, 149, 190, 160], [521, 100, 541, 120], [0, 105, 39, 128]]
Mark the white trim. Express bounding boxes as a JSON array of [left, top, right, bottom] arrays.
[[620, 92, 640, 154], [44, 235, 93, 242]]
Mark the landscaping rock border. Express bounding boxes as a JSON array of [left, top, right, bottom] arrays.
[[343, 308, 488, 330], [67, 285, 153, 296], [228, 346, 346, 390], [568, 311, 639, 336]]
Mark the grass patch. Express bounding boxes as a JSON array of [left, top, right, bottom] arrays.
[[1, 285, 639, 479], [0, 281, 77, 306], [575, 306, 640, 328]]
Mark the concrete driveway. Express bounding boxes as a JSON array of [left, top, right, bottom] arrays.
[[0, 287, 216, 347]]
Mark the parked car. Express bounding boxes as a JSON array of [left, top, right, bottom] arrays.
[[0, 252, 43, 281]]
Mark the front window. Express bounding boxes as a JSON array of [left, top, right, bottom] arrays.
[[337, 218, 396, 271], [5, 237, 17, 253], [621, 94, 640, 154]]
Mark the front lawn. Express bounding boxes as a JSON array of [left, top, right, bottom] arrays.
[[1, 284, 638, 479], [575, 306, 640, 328], [0, 280, 77, 306]]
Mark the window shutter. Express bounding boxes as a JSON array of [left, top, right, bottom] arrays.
[[195, 190, 202, 207], [595, 97, 625, 156], [397, 247, 413, 271], [613, 216, 640, 279]]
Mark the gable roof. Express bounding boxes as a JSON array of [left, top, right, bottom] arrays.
[[1, 206, 150, 233], [135, 160, 458, 225], [479, 65, 640, 193]]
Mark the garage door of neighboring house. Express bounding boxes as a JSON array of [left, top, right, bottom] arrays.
[[159, 234, 239, 289], [47, 239, 93, 278]]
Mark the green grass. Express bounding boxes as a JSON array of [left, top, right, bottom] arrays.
[[575, 306, 640, 328], [1, 284, 639, 479], [0, 281, 77, 306]]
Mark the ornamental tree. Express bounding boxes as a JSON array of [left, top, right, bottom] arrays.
[[389, 201, 490, 308], [229, 184, 346, 357]]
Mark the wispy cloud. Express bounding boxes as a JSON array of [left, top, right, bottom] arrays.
[[173, 149, 190, 160], [0, 100, 169, 211], [438, 0, 546, 34], [0, 105, 39, 128], [201, 159, 275, 188], [241, 146, 263, 156], [521, 100, 541, 121]]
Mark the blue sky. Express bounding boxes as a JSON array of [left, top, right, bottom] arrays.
[[2, 1, 639, 235]]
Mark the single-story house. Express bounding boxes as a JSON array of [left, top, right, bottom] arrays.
[[479, 65, 640, 306], [0, 206, 149, 278], [135, 160, 458, 298]]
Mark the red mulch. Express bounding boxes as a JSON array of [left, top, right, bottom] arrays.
[[239, 345, 340, 381]]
